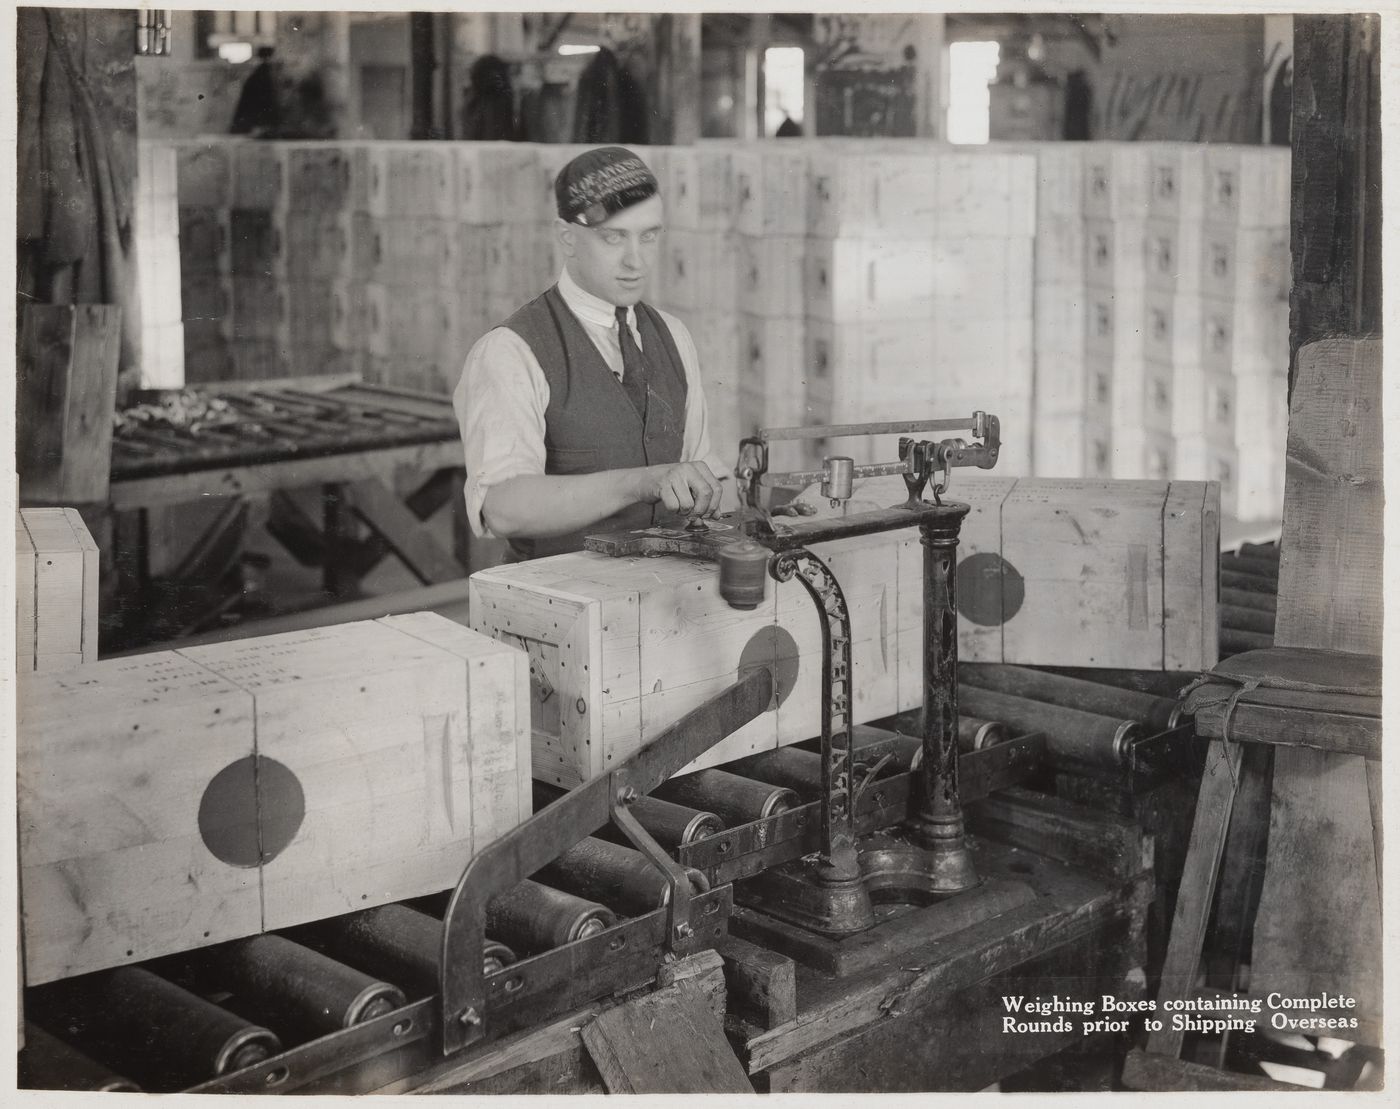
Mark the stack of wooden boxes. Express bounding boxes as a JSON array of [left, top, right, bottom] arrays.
[[1020, 144, 1107, 478], [147, 137, 1290, 520], [1169, 146, 1291, 520], [1079, 143, 1169, 482], [803, 142, 1037, 471]]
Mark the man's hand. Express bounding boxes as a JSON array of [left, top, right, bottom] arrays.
[[638, 460, 724, 517]]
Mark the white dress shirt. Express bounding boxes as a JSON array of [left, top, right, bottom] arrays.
[[453, 268, 726, 538]]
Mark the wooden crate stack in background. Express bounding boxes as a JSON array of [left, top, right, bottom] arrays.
[[1079, 143, 1171, 482], [1017, 143, 1109, 478], [148, 137, 1291, 521], [1173, 146, 1291, 520], [134, 142, 185, 388]]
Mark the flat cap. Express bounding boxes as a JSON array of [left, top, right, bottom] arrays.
[[555, 146, 659, 226]]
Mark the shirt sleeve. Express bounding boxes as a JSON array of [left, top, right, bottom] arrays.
[[452, 327, 551, 538], [658, 309, 731, 483]]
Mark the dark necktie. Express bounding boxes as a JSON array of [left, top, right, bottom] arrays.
[[615, 305, 649, 422]]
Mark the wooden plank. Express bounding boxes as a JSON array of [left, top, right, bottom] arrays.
[[1274, 339, 1382, 654], [1122, 1048, 1303, 1092], [1146, 738, 1245, 1058], [18, 614, 528, 983], [1250, 744, 1382, 1033], [107, 440, 462, 509], [346, 476, 463, 583], [1192, 696, 1380, 760], [65, 508, 100, 662], [581, 978, 752, 1093], [17, 305, 122, 504], [717, 935, 797, 1030]]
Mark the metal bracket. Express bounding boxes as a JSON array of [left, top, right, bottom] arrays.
[[609, 772, 698, 950], [436, 666, 775, 1055]]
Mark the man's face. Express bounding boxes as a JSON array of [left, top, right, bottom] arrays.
[[559, 194, 664, 307]]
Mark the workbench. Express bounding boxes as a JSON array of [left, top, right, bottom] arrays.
[[105, 375, 467, 647]]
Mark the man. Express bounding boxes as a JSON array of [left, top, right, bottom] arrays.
[[455, 146, 728, 562]]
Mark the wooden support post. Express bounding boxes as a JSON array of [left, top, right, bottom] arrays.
[[1289, 14, 1381, 360], [650, 14, 701, 145], [1145, 739, 1246, 1059]]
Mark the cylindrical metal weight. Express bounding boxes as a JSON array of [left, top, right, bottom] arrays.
[[211, 934, 407, 1038], [28, 966, 282, 1090], [718, 540, 770, 610], [1220, 586, 1277, 613], [19, 1022, 141, 1092], [596, 794, 723, 849], [652, 768, 798, 827], [961, 663, 1183, 734], [1220, 603, 1276, 635], [486, 879, 618, 954], [822, 456, 855, 502], [535, 837, 709, 918], [957, 684, 1142, 770], [725, 747, 826, 797]]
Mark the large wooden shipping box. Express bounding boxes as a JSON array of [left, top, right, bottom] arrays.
[[470, 477, 1219, 789], [17, 612, 529, 986]]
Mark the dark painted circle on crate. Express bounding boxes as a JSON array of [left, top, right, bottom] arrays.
[[957, 553, 1025, 627], [737, 626, 800, 710], [199, 755, 305, 868]]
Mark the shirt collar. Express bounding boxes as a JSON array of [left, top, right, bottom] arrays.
[[558, 267, 634, 332]]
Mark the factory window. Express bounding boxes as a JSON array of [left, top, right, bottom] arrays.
[[195, 10, 275, 60], [763, 46, 805, 136], [946, 40, 1000, 144]]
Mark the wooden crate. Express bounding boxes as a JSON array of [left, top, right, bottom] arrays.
[[17, 614, 529, 986], [470, 477, 1219, 787], [15, 508, 100, 673]]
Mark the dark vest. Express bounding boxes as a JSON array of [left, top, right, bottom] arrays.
[[498, 285, 688, 560]]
